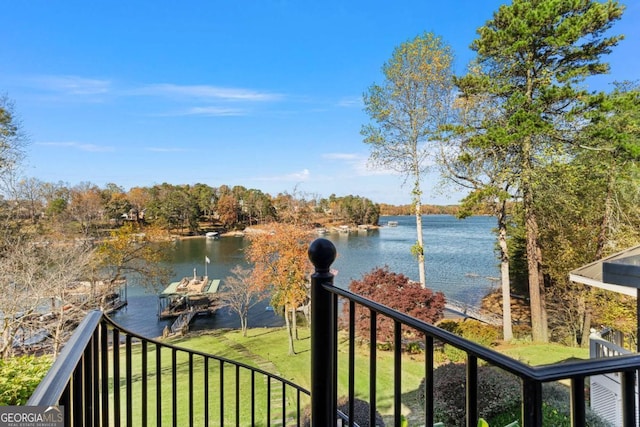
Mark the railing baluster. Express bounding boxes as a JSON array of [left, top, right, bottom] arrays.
[[348, 300, 355, 426], [466, 355, 478, 427], [204, 357, 209, 427], [101, 321, 109, 427], [425, 335, 434, 427], [570, 375, 585, 426], [72, 352, 83, 424], [189, 352, 194, 426], [235, 363, 240, 427], [281, 382, 286, 426], [250, 370, 255, 427], [126, 334, 132, 427], [394, 320, 402, 427], [369, 310, 377, 427], [92, 328, 100, 427], [220, 359, 225, 427], [171, 348, 177, 427], [62, 382, 72, 426], [522, 378, 542, 427], [113, 328, 121, 427], [83, 336, 93, 426], [141, 340, 148, 427], [621, 370, 637, 427], [266, 376, 271, 427], [155, 342, 162, 427]]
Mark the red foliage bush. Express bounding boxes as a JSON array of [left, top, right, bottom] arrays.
[[343, 266, 446, 345]]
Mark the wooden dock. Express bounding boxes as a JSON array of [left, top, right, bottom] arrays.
[[170, 311, 196, 335]]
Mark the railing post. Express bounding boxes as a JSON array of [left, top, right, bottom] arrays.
[[309, 238, 337, 427]]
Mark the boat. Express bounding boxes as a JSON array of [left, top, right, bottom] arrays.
[[315, 227, 328, 235], [337, 225, 350, 234], [157, 273, 222, 319], [387, 221, 398, 227], [205, 231, 220, 239]]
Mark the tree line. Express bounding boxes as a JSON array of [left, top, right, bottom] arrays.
[[4, 180, 380, 237]]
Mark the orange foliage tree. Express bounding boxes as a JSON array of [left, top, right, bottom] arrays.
[[245, 223, 314, 355]]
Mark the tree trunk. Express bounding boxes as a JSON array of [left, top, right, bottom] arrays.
[[525, 193, 548, 342], [241, 314, 248, 337], [292, 307, 299, 340], [413, 174, 426, 288], [595, 160, 617, 260], [497, 201, 513, 341], [284, 305, 296, 355]]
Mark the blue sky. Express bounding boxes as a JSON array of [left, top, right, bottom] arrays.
[[2, 1, 638, 205]]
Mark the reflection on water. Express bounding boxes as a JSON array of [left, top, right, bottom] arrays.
[[111, 215, 499, 338]]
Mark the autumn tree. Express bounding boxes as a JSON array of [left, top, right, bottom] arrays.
[[362, 32, 455, 288], [220, 266, 269, 336], [101, 183, 131, 225], [126, 186, 150, 222], [346, 267, 445, 346], [456, 0, 624, 342], [190, 183, 216, 224], [94, 222, 172, 290], [68, 182, 104, 235], [245, 223, 314, 355], [216, 192, 240, 229], [146, 183, 199, 234]]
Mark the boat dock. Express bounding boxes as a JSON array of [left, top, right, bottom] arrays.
[[157, 275, 222, 320]]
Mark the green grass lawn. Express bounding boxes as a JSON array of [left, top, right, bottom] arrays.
[[109, 327, 590, 426]]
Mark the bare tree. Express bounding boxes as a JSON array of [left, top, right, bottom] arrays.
[[220, 266, 269, 337]]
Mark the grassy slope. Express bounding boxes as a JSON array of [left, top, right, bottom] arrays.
[[172, 328, 589, 421], [111, 327, 589, 425]]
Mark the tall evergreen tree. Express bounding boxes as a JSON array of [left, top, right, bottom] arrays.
[[456, 0, 624, 341]]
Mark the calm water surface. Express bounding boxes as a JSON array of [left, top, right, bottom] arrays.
[[111, 215, 500, 337]]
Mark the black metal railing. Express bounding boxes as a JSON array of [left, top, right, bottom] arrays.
[[28, 237, 640, 426], [308, 237, 640, 427], [28, 311, 310, 426]]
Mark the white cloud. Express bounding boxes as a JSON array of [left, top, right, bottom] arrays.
[[28, 75, 111, 95], [322, 152, 360, 161], [145, 147, 189, 152], [132, 83, 283, 102], [257, 169, 311, 182], [36, 141, 114, 152], [321, 152, 395, 177], [183, 106, 247, 116], [336, 96, 361, 107]]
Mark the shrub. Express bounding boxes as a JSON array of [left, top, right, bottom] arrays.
[[344, 266, 445, 345], [539, 382, 612, 427], [437, 319, 501, 363], [0, 355, 52, 405], [302, 396, 385, 427], [421, 363, 521, 427], [456, 320, 500, 347], [424, 365, 613, 427]]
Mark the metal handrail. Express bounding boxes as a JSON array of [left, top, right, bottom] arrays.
[[28, 310, 103, 406], [28, 310, 310, 426], [308, 237, 640, 427]]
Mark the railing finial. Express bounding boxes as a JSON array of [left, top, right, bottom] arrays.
[[308, 238, 336, 274]]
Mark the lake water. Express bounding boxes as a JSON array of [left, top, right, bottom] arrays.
[[110, 215, 500, 338]]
